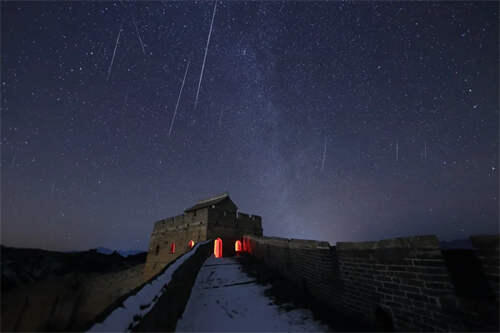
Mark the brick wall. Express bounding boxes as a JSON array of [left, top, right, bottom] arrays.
[[336, 235, 463, 331], [442, 246, 499, 331], [243, 233, 500, 332], [132, 241, 212, 332], [206, 209, 262, 257], [143, 209, 208, 280], [145, 207, 263, 276], [85, 241, 212, 332], [470, 235, 499, 303], [243, 235, 343, 310]]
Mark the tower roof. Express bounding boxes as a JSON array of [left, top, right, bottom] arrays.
[[185, 192, 234, 212]]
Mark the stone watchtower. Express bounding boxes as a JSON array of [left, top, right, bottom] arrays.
[[143, 193, 263, 280]]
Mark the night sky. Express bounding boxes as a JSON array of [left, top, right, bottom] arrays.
[[2, 1, 498, 252]]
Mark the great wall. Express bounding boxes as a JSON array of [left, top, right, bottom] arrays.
[[2, 193, 499, 332], [242, 233, 499, 331]]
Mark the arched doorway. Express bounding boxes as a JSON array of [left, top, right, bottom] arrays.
[[188, 240, 195, 249], [235, 240, 242, 253], [243, 238, 251, 253], [214, 238, 223, 258]]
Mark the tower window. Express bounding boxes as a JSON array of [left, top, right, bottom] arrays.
[[170, 242, 176, 254], [155, 245, 160, 255]]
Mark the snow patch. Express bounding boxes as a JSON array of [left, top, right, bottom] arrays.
[[176, 256, 329, 332], [88, 240, 211, 332]]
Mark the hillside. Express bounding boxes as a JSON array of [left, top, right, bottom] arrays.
[[1, 245, 148, 331], [1, 245, 146, 293]]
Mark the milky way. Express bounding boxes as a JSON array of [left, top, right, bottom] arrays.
[[1, 1, 498, 251]]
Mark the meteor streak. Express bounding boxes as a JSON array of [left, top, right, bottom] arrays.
[[194, 1, 217, 109], [169, 60, 191, 136]]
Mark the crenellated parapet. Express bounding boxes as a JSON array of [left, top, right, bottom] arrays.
[[242, 233, 500, 332], [144, 193, 262, 280], [236, 212, 263, 235]]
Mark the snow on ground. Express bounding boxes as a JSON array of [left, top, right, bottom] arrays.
[[176, 256, 329, 332], [88, 241, 210, 332]]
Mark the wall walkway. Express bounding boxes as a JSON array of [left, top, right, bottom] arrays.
[[176, 256, 329, 332]]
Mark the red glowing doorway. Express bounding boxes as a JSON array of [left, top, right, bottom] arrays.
[[235, 240, 242, 252], [214, 238, 223, 258]]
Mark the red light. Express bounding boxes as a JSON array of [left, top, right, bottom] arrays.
[[244, 238, 252, 254], [235, 240, 242, 252], [170, 242, 176, 253], [188, 240, 195, 249], [214, 238, 223, 258]]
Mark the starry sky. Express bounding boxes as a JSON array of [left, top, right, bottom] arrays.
[[2, 1, 498, 252]]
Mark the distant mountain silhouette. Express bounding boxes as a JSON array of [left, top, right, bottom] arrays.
[[439, 239, 474, 249], [95, 247, 146, 257], [1, 245, 146, 293]]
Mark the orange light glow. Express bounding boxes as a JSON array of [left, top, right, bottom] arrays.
[[188, 240, 195, 249], [243, 238, 251, 254], [214, 238, 223, 258], [235, 240, 242, 252]]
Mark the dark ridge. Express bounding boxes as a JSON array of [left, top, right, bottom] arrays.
[[1, 245, 147, 293], [439, 239, 474, 249]]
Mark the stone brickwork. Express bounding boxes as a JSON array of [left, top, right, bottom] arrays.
[[143, 209, 208, 281], [207, 210, 262, 257], [470, 235, 499, 303], [133, 241, 212, 332], [84, 241, 212, 332], [144, 194, 262, 280], [243, 235, 342, 309], [243, 234, 499, 332], [336, 236, 463, 331]]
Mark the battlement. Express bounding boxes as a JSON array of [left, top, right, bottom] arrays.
[[152, 212, 208, 233], [336, 234, 439, 250], [243, 233, 500, 332], [244, 234, 329, 249], [144, 194, 262, 280], [235, 212, 262, 231]]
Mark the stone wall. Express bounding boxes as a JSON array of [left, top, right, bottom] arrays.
[[144, 206, 263, 278], [133, 241, 212, 331], [207, 210, 262, 257], [336, 236, 462, 331], [470, 235, 499, 303], [236, 212, 263, 235], [243, 235, 342, 309], [143, 209, 208, 280], [242, 234, 500, 332], [1, 264, 145, 332]]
